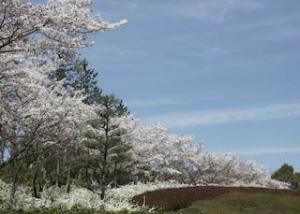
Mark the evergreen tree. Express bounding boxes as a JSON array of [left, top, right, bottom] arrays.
[[54, 59, 103, 105], [82, 95, 131, 199], [271, 163, 294, 183], [292, 173, 300, 189]]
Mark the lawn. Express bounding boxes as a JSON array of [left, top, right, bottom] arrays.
[[182, 192, 300, 214]]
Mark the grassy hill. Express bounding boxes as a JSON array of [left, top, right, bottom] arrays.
[[132, 186, 300, 212], [182, 192, 300, 214]]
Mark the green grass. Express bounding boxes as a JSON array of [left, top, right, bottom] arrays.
[[181, 192, 300, 214]]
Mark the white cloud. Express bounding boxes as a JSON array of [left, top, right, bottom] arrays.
[[147, 103, 300, 128], [174, 0, 266, 22], [126, 98, 182, 108], [228, 147, 300, 155]]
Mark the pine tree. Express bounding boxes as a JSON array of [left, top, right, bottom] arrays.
[[82, 95, 131, 199], [271, 163, 294, 183], [53, 59, 103, 105]]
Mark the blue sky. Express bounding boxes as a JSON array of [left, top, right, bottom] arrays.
[[35, 0, 300, 172]]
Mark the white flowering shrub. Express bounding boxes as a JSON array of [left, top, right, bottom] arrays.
[[48, 188, 104, 210], [264, 179, 290, 189], [0, 180, 190, 212], [105, 181, 190, 211], [107, 180, 190, 200], [0, 180, 37, 210], [0, 180, 10, 210]]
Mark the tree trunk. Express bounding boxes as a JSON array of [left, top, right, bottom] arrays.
[[56, 155, 60, 187], [100, 123, 109, 200], [112, 162, 117, 188], [66, 164, 72, 193], [0, 141, 4, 164], [32, 168, 40, 198], [9, 162, 21, 207], [100, 146, 108, 200], [100, 185, 106, 200], [0, 125, 3, 164]]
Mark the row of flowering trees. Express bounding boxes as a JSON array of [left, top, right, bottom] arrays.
[[120, 117, 276, 187], [0, 0, 280, 209], [0, 0, 128, 205]]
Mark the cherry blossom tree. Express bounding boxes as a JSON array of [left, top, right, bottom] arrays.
[[120, 116, 198, 181], [119, 116, 272, 187], [0, 0, 126, 206]]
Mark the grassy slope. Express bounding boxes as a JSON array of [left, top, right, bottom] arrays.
[[182, 192, 300, 214], [132, 186, 300, 211]]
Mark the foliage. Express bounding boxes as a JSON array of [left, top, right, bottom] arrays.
[[120, 116, 284, 188], [272, 163, 294, 182], [82, 95, 131, 199], [272, 163, 300, 189], [292, 173, 300, 189], [53, 59, 103, 105], [0, 0, 127, 207]]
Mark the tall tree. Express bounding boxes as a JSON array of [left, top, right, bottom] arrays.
[[82, 95, 131, 199], [54, 59, 103, 105], [0, 0, 126, 206]]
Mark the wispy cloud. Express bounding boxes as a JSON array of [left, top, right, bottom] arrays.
[[228, 147, 300, 155], [126, 98, 183, 108], [174, 0, 266, 22], [188, 46, 229, 59], [147, 103, 300, 128]]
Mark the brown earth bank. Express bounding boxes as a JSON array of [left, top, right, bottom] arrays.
[[131, 186, 300, 211]]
